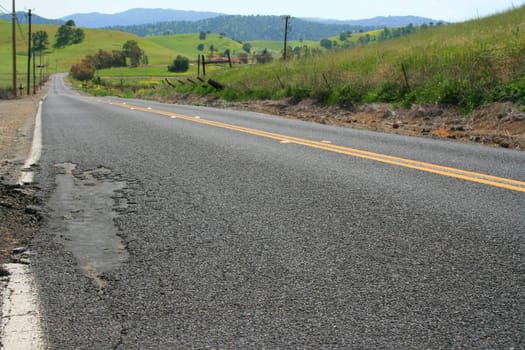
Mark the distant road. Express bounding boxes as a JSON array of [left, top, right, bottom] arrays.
[[32, 74, 525, 349]]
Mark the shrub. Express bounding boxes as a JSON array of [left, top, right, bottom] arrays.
[[168, 56, 190, 73], [336, 83, 368, 109], [70, 60, 95, 81]]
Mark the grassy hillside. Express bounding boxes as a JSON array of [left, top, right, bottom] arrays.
[[165, 5, 525, 111], [0, 19, 180, 88], [147, 33, 323, 57], [146, 33, 243, 59], [247, 40, 321, 54]]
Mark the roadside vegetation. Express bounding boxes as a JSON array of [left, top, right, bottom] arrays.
[[162, 5, 523, 113]]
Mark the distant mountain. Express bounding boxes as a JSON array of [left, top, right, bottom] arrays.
[[307, 15, 442, 27], [62, 8, 222, 28], [0, 12, 64, 25]]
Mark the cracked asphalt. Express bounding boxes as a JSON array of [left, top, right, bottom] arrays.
[[29, 74, 525, 349]]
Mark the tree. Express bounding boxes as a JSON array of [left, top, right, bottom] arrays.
[[242, 43, 252, 53], [358, 34, 372, 45], [199, 31, 207, 40], [320, 38, 333, 50], [32, 30, 49, 52], [89, 49, 126, 70], [197, 43, 205, 51], [111, 50, 127, 67], [55, 20, 85, 48], [168, 55, 190, 73], [122, 40, 144, 68], [255, 49, 273, 64], [71, 28, 85, 44]]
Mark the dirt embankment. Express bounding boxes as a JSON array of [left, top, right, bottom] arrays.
[[151, 93, 525, 150]]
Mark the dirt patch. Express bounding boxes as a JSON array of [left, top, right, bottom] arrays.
[[149, 93, 525, 150], [0, 92, 46, 183], [0, 185, 41, 265]]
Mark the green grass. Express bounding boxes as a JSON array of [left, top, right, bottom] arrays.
[[325, 29, 384, 44], [146, 33, 243, 58], [146, 33, 322, 58], [247, 40, 321, 54], [96, 66, 194, 77]]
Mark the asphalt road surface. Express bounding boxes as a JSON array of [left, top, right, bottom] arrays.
[[31, 74, 525, 349]]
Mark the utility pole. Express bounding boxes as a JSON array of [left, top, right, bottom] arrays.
[[12, 0, 17, 96], [283, 15, 291, 61], [27, 9, 32, 96], [33, 38, 36, 94]]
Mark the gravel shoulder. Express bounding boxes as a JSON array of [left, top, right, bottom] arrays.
[[0, 87, 47, 266]]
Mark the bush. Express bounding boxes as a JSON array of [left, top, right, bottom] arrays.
[[168, 56, 190, 73], [70, 60, 95, 81], [495, 75, 525, 104], [336, 83, 368, 109]]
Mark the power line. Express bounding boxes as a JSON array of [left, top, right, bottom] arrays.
[[0, 2, 10, 13], [16, 16, 28, 47]]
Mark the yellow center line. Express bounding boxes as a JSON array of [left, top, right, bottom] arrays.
[[103, 100, 525, 193]]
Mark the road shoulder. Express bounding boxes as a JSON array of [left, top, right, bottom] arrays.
[[0, 87, 48, 349]]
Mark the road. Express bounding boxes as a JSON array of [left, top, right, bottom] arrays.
[[30, 74, 525, 349]]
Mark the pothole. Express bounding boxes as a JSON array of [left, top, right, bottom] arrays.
[[48, 163, 129, 285]]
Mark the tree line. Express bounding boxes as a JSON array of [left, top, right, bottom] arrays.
[[70, 40, 146, 81], [320, 24, 424, 50]]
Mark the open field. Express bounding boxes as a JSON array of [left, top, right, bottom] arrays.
[[147, 33, 244, 59], [247, 40, 321, 54]]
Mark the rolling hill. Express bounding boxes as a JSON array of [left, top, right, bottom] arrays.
[[146, 33, 243, 59]]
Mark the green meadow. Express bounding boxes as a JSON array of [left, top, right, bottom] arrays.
[[247, 40, 321, 54], [147, 33, 244, 58]]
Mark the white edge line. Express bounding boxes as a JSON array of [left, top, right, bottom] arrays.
[[17, 99, 43, 185], [1, 263, 45, 349]]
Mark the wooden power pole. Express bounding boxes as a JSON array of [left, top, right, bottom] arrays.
[[283, 15, 291, 61], [27, 9, 32, 96], [12, 0, 17, 96]]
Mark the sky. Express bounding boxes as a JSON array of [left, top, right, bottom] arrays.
[[1, 0, 524, 22]]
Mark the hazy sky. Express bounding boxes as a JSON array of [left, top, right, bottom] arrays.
[[2, 0, 524, 22]]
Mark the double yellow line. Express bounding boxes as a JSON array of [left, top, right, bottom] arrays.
[[103, 100, 525, 193]]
